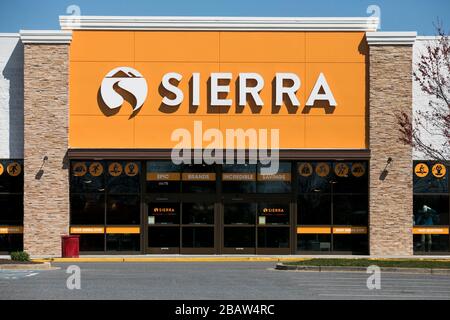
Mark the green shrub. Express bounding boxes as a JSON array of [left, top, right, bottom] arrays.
[[10, 251, 30, 262]]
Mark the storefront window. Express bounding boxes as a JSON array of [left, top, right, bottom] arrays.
[[70, 160, 141, 253], [413, 161, 450, 254], [258, 228, 289, 248], [182, 227, 214, 248], [182, 203, 214, 224], [0, 159, 24, 253], [224, 203, 256, 225], [297, 161, 369, 254]]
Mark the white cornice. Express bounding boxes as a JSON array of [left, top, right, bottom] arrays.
[[20, 30, 72, 44], [0, 33, 20, 38], [59, 16, 379, 31], [366, 31, 417, 45]]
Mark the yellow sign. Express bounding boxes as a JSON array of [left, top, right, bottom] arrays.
[[73, 162, 87, 177], [315, 163, 330, 177], [432, 163, 446, 178], [70, 226, 105, 234], [257, 173, 291, 182], [333, 227, 367, 234], [7, 162, 21, 177], [0, 226, 23, 234], [297, 227, 331, 234], [222, 173, 256, 181], [334, 163, 349, 177], [108, 162, 123, 176], [298, 163, 313, 177], [147, 172, 181, 181], [106, 227, 140, 234], [125, 162, 139, 177], [414, 163, 429, 178], [413, 227, 449, 235], [182, 173, 216, 181], [89, 162, 103, 177], [0, 163, 3, 176], [351, 163, 365, 177]]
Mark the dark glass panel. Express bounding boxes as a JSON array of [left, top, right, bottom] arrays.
[[224, 227, 255, 248], [106, 195, 140, 225], [257, 227, 289, 248], [224, 203, 256, 225], [106, 234, 140, 251], [413, 234, 449, 253], [182, 203, 214, 224], [333, 235, 368, 253], [0, 234, 23, 252], [0, 194, 23, 225], [78, 234, 105, 252], [182, 227, 214, 248], [297, 194, 331, 225], [148, 227, 179, 247], [413, 195, 449, 226], [70, 193, 105, 225], [297, 234, 331, 252], [333, 195, 368, 226]]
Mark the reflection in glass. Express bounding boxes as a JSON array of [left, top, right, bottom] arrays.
[[182, 203, 214, 224], [70, 161, 105, 193], [224, 227, 255, 248], [413, 234, 449, 253], [333, 234, 368, 253], [106, 234, 140, 251], [70, 193, 105, 225], [333, 195, 368, 226], [182, 227, 214, 248], [413, 195, 449, 226], [297, 234, 331, 251], [224, 203, 256, 225], [78, 234, 105, 252], [107, 161, 140, 194], [0, 234, 23, 252], [413, 161, 448, 193], [257, 228, 289, 248], [106, 195, 140, 225], [297, 194, 331, 225], [148, 227, 180, 247]]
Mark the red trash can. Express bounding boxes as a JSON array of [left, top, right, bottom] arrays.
[[61, 235, 80, 258]]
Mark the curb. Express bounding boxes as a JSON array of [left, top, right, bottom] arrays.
[[275, 263, 450, 274], [0, 262, 53, 270], [33, 257, 309, 263]]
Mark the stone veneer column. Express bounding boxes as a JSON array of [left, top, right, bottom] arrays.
[[21, 31, 72, 257], [367, 32, 416, 256]]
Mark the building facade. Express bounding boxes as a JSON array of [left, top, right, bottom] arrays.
[[0, 16, 447, 257]]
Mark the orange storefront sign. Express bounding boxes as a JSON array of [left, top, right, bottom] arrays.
[[69, 31, 367, 149]]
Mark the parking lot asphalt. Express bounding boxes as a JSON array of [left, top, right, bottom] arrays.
[[1, 262, 450, 300]]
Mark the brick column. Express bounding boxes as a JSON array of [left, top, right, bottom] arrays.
[[21, 31, 72, 257], [367, 32, 416, 256]]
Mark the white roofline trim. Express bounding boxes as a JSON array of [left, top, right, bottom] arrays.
[[366, 31, 417, 45], [416, 36, 441, 40], [20, 30, 72, 44], [59, 16, 379, 31], [0, 33, 20, 38]]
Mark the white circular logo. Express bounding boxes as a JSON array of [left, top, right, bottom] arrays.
[[100, 67, 148, 113]]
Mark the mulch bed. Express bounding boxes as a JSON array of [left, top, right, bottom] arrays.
[[0, 259, 40, 265]]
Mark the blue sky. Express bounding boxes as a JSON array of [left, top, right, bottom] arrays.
[[0, 0, 449, 35]]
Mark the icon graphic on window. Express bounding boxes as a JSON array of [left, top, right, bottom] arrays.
[[414, 163, 429, 178]]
